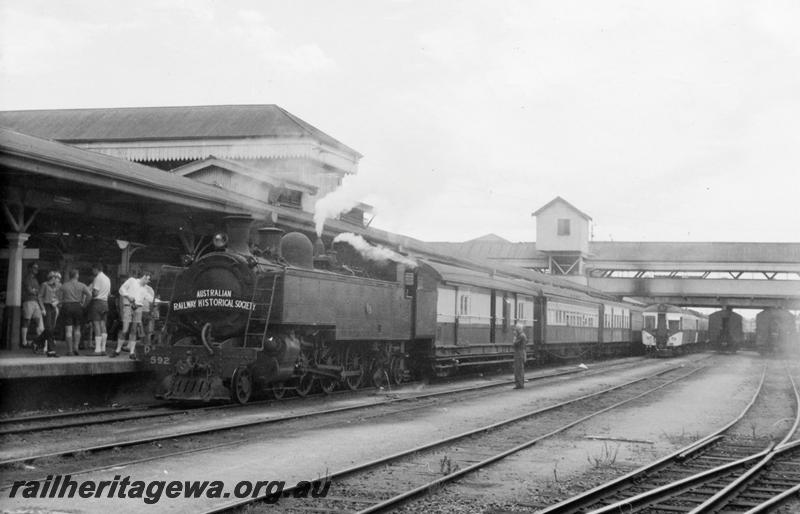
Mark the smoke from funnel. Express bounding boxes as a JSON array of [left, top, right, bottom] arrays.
[[313, 173, 376, 236], [333, 233, 417, 268]]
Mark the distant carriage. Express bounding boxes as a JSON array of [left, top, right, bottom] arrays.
[[642, 304, 707, 357], [708, 308, 743, 353]]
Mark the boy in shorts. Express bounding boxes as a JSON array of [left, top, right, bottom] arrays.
[[21, 262, 44, 349]]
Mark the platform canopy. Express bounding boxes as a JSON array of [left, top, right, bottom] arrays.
[[0, 127, 281, 263]]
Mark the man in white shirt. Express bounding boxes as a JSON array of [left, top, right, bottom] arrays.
[[89, 263, 111, 356], [112, 271, 153, 360]]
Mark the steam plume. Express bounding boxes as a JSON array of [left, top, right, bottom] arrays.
[[333, 233, 417, 268], [314, 174, 370, 236]]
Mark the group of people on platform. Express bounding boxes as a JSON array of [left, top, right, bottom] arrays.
[[20, 262, 156, 360]]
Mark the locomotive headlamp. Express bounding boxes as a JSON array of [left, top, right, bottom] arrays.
[[213, 233, 229, 249]]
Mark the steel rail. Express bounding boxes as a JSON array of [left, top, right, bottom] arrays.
[[685, 368, 800, 514], [0, 356, 651, 435], [0, 381, 389, 436], [0, 361, 612, 467], [536, 365, 768, 514], [742, 450, 800, 514], [199, 364, 704, 513], [576, 365, 800, 514], [687, 441, 800, 514]]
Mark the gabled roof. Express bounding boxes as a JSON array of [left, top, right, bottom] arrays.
[[0, 104, 361, 157], [468, 233, 510, 243], [532, 196, 592, 220], [171, 156, 318, 194]]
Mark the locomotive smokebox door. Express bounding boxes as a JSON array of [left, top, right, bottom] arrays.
[[171, 254, 257, 340]]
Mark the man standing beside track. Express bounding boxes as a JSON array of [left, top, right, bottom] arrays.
[[513, 324, 527, 389], [89, 263, 111, 356]]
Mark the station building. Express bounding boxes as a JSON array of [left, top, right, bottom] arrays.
[[0, 105, 370, 349]]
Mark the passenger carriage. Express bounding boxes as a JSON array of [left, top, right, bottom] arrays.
[[642, 304, 706, 357]]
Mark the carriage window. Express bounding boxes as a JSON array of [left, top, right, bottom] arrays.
[[460, 295, 470, 316], [668, 320, 680, 331], [557, 219, 571, 236], [645, 316, 656, 330]]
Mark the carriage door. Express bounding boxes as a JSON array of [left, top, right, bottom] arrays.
[[490, 290, 496, 344], [657, 312, 668, 348], [405, 269, 417, 339], [533, 296, 545, 345], [412, 268, 437, 340]]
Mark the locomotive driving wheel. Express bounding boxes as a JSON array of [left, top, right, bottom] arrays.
[[389, 355, 405, 386], [230, 367, 252, 404], [294, 349, 315, 397], [344, 346, 365, 391], [318, 346, 341, 395], [272, 381, 288, 399]]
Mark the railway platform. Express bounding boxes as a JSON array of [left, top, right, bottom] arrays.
[[0, 347, 152, 414], [0, 349, 140, 380]]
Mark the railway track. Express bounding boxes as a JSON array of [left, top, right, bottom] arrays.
[[0, 357, 657, 492], [0, 359, 623, 436], [537, 363, 800, 513], [195, 363, 707, 513]]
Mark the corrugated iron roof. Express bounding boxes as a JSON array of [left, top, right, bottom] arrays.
[[425, 241, 543, 261], [423, 260, 541, 296], [0, 105, 361, 157], [0, 127, 274, 215]]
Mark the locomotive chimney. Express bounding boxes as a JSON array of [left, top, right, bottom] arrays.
[[313, 237, 326, 258], [313, 237, 332, 270], [257, 227, 284, 255], [224, 215, 253, 254]]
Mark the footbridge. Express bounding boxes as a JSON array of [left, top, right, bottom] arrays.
[[425, 240, 800, 309], [584, 242, 800, 309]]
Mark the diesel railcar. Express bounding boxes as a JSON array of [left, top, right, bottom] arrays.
[[642, 304, 707, 357], [708, 307, 743, 353], [143, 216, 644, 403], [755, 308, 798, 355]]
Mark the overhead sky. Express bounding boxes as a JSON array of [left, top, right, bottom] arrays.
[[2, 1, 799, 243]]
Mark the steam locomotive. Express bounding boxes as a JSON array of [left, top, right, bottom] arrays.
[[755, 308, 798, 355], [143, 216, 644, 403]]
